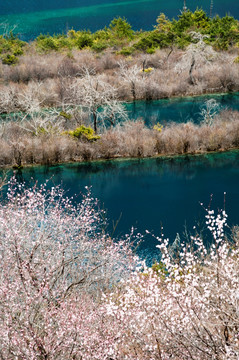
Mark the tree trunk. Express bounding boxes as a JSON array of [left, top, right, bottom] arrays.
[[93, 112, 97, 133], [189, 56, 196, 85]]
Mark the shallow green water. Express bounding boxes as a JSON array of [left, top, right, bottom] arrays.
[[0, 0, 238, 40], [8, 150, 239, 260]]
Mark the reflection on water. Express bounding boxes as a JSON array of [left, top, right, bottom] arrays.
[[1, 93, 239, 129], [126, 92, 239, 125], [3, 150, 239, 261]]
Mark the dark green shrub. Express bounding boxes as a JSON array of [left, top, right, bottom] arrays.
[[1, 54, 19, 65], [109, 17, 134, 39], [208, 15, 239, 50], [91, 41, 108, 52], [12, 46, 24, 56], [36, 36, 59, 51], [119, 46, 134, 56], [76, 32, 93, 49], [93, 28, 111, 41], [57, 36, 72, 49], [0, 34, 26, 64], [146, 48, 156, 54], [133, 31, 175, 51]]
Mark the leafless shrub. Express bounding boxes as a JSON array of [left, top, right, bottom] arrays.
[[2, 54, 61, 83], [218, 65, 239, 92], [57, 56, 81, 77], [102, 121, 156, 158], [118, 61, 144, 101], [0, 84, 22, 113], [0, 105, 239, 168], [175, 33, 217, 85], [0, 48, 238, 113], [71, 50, 98, 74], [97, 52, 120, 71], [66, 70, 128, 132], [200, 99, 221, 125]]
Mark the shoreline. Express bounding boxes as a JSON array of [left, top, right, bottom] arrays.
[[4, 147, 238, 171], [0, 116, 239, 171]]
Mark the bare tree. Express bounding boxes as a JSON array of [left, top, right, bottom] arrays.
[[118, 61, 144, 101], [200, 98, 221, 125], [67, 68, 128, 133], [175, 32, 217, 85]]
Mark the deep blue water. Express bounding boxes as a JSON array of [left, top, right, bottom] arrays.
[[0, 0, 238, 41], [7, 150, 239, 261]]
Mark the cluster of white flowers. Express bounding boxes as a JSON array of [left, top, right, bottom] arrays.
[[103, 204, 239, 359]]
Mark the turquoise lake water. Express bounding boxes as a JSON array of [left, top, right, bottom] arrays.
[[1, 92, 239, 260], [127, 92, 239, 125], [7, 150, 239, 261], [0, 0, 238, 40], [2, 92, 238, 126]]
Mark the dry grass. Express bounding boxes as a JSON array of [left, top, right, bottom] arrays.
[[0, 49, 238, 113], [0, 110, 238, 168]]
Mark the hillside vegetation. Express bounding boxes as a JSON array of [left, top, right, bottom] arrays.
[[0, 10, 239, 167]]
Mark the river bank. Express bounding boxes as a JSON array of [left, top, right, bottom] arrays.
[[0, 109, 238, 169]]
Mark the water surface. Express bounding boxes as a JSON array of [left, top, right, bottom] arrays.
[[0, 0, 237, 41], [7, 150, 239, 261], [2, 92, 238, 126], [126, 92, 239, 125]]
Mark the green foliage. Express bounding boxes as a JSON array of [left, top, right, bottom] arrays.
[[171, 9, 210, 34], [76, 32, 93, 49], [131, 9, 239, 52], [1, 54, 18, 65], [118, 46, 134, 56], [208, 15, 239, 50], [234, 56, 239, 63], [91, 40, 108, 52], [133, 30, 176, 52], [67, 29, 77, 39], [109, 17, 134, 39], [146, 47, 156, 54], [59, 111, 72, 120], [0, 34, 26, 65], [155, 13, 172, 33], [93, 28, 111, 41], [36, 34, 61, 51], [4, 11, 239, 58], [151, 261, 168, 279], [66, 126, 100, 141]]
